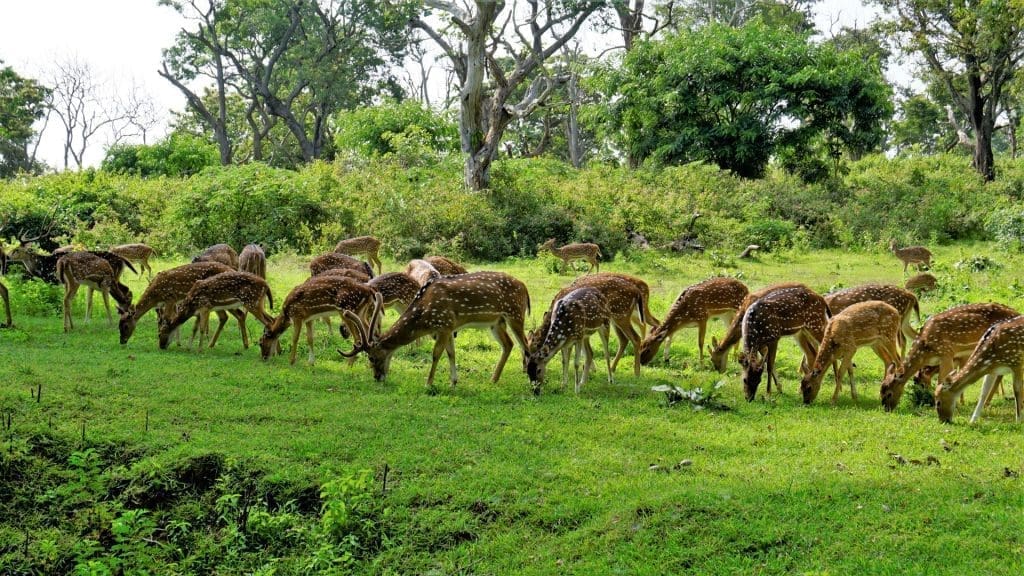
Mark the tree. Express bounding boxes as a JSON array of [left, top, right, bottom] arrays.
[[596, 20, 892, 178], [412, 0, 603, 191], [875, 0, 1024, 181], [0, 61, 49, 178]]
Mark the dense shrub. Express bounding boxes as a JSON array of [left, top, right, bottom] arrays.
[[102, 133, 218, 178]]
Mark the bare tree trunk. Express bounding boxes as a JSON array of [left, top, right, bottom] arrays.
[[566, 72, 583, 168]]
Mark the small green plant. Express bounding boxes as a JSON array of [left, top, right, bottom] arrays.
[[954, 255, 1001, 272], [652, 380, 730, 410]]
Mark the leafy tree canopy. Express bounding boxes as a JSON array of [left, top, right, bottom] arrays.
[[0, 61, 49, 178]]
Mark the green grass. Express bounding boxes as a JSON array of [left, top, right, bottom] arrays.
[[2, 244, 1024, 574]]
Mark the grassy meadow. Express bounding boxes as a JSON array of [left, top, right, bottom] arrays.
[[2, 244, 1024, 574]]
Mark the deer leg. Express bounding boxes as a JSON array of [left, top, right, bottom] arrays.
[[584, 338, 596, 373], [598, 324, 613, 384], [84, 286, 94, 323], [575, 339, 587, 394], [663, 335, 672, 364], [63, 283, 79, 332], [506, 317, 531, 371], [984, 375, 1004, 406], [425, 332, 448, 388], [611, 325, 627, 373], [236, 312, 250, 349], [100, 289, 113, 326], [307, 320, 319, 365], [1012, 369, 1023, 424], [697, 320, 708, 368], [969, 374, 999, 424], [196, 312, 210, 351], [489, 322, 514, 383], [561, 346, 571, 391], [445, 334, 458, 387], [208, 311, 230, 348]]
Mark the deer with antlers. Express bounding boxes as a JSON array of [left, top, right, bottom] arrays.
[[824, 284, 919, 353], [800, 301, 903, 405], [527, 287, 615, 394], [879, 302, 1019, 411], [157, 271, 274, 351], [639, 277, 748, 366], [56, 252, 133, 332], [334, 235, 382, 275], [709, 282, 806, 374], [889, 239, 932, 273], [935, 315, 1024, 424], [738, 285, 830, 401], [110, 243, 156, 279], [118, 261, 236, 345], [260, 276, 377, 365], [340, 271, 531, 388], [192, 243, 239, 268], [539, 239, 601, 274], [238, 243, 266, 279]]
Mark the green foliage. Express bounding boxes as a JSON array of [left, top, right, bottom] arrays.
[[0, 61, 50, 178], [333, 99, 458, 158], [101, 133, 218, 177], [594, 19, 891, 179]]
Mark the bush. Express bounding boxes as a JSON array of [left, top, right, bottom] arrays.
[[102, 133, 218, 178]]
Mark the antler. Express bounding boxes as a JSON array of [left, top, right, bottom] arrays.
[[18, 206, 60, 245], [338, 310, 370, 358]]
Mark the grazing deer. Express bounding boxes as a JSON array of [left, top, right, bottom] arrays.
[[889, 239, 932, 273], [367, 272, 420, 320], [334, 235, 382, 275], [0, 280, 11, 327], [192, 243, 239, 268], [824, 284, 920, 352], [424, 255, 467, 276], [310, 252, 373, 278], [639, 277, 749, 366], [404, 259, 441, 286], [539, 239, 601, 274], [238, 243, 267, 280], [527, 287, 615, 394], [260, 276, 377, 365], [534, 275, 646, 377], [738, 285, 830, 401], [318, 268, 371, 282], [575, 272, 660, 337], [56, 252, 133, 332], [340, 271, 531, 388], [800, 301, 903, 405], [709, 282, 806, 373], [109, 243, 156, 279], [879, 302, 1019, 411], [118, 261, 235, 345], [157, 271, 274, 351], [935, 315, 1024, 424], [905, 273, 937, 294]]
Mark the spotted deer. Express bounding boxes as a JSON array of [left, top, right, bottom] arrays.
[[157, 271, 274, 351], [824, 284, 919, 352], [403, 259, 441, 286], [800, 301, 902, 405], [318, 268, 371, 283], [259, 276, 377, 365], [526, 287, 614, 394], [935, 315, 1024, 424], [424, 255, 467, 276], [56, 252, 133, 332], [738, 285, 830, 401], [709, 282, 806, 374], [889, 239, 932, 273], [340, 271, 531, 388], [367, 272, 420, 320], [540, 239, 601, 274], [880, 302, 1019, 411], [536, 275, 647, 378], [334, 235, 382, 275], [109, 243, 156, 279], [192, 243, 239, 268], [118, 261, 235, 345], [905, 273, 937, 294], [576, 272, 660, 337], [238, 243, 266, 280], [310, 252, 373, 278], [639, 277, 748, 366]]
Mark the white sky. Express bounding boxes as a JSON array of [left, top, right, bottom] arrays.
[[0, 0, 890, 170]]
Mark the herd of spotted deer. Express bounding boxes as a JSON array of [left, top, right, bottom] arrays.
[[1, 230, 1021, 427]]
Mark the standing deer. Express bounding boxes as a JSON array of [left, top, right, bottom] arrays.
[[238, 243, 267, 279], [310, 252, 373, 278], [738, 285, 830, 401], [824, 284, 919, 352], [424, 255, 467, 276], [800, 301, 903, 404], [109, 243, 156, 279], [56, 252, 133, 332], [639, 277, 748, 366], [879, 302, 1019, 411], [157, 271, 274, 351], [709, 282, 806, 374], [935, 315, 1024, 424], [539, 239, 601, 274], [260, 276, 377, 365], [192, 243, 239, 268], [575, 272, 660, 337], [340, 272, 531, 389], [526, 287, 615, 394], [118, 261, 235, 345], [334, 235, 382, 275], [889, 239, 932, 273]]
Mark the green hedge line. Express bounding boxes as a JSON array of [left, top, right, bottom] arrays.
[[2, 153, 1023, 261]]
